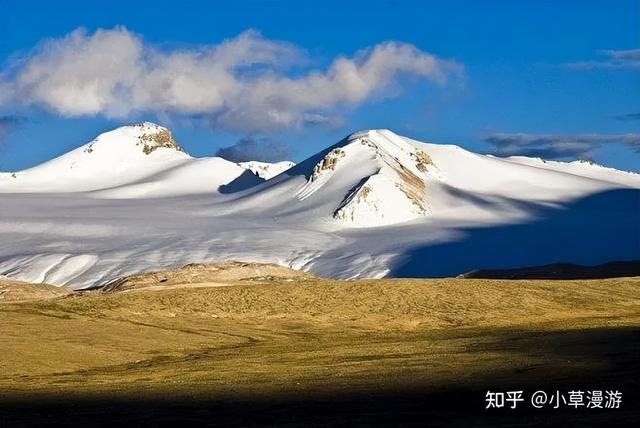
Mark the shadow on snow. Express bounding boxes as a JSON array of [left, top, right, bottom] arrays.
[[389, 188, 640, 277]]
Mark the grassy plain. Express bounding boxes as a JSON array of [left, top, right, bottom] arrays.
[[1, 270, 638, 426]]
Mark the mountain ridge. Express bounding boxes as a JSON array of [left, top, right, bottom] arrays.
[[0, 122, 291, 196], [0, 123, 638, 288]]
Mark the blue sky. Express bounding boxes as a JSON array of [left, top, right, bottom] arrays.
[[0, 0, 639, 171]]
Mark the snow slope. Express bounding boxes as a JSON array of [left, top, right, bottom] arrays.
[[1, 125, 638, 289], [498, 156, 640, 188]]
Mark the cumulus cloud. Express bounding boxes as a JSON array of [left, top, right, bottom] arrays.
[[215, 137, 291, 162], [485, 132, 640, 159], [0, 27, 462, 133], [565, 48, 640, 70]]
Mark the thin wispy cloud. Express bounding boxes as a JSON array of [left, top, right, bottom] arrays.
[[612, 112, 640, 122], [565, 48, 640, 70], [0, 27, 463, 133], [485, 132, 640, 160]]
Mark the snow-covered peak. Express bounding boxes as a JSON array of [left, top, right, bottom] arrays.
[[336, 130, 436, 173], [234, 128, 640, 229], [0, 122, 193, 193], [239, 160, 296, 180], [333, 130, 439, 226], [82, 122, 185, 157], [269, 129, 440, 227]]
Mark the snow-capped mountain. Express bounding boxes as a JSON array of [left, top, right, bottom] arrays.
[[0, 122, 264, 197], [226, 129, 640, 227], [230, 130, 439, 227], [299, 130, 435, 226], [0, 124, 638, 289]]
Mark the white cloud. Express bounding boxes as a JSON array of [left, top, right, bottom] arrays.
[[1, 27, 463, 132], [16, 27, 143, 117]]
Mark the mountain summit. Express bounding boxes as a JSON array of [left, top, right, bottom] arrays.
[[0, 122, 275, 196], [0, 122, 189, 192], [297, 130, 437, 226]]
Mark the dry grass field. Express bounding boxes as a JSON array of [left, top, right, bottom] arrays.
[[1, 265, 639, 426]]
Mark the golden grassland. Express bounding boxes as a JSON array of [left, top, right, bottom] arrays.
[[1, 271, 639, 426]]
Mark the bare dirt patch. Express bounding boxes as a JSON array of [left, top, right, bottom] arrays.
[[101, 260, 311, 292]]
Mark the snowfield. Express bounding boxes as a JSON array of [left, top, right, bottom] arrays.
[[1, 123, 638, 289]]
